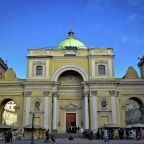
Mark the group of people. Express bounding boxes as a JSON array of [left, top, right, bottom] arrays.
[[67, 126, 80, 133], [44, 129, 56, 143], [4, 130, 12, 143], [96, 128, 143, 141]]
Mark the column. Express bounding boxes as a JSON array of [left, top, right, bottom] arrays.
[[24, 91, 32, 126], [52, 92, 58, 130], [82, 93, 89, 129], [109, 90, 118, 124], [91, 90, 98, 130], [121, 105, 126, 127], [43, 91, 50, 130]]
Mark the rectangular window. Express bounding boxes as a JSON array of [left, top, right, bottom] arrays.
[[98, 65, 106, 76], [36, 66, 43, 76]]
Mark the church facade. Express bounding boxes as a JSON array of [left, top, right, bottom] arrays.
[[0, 31, 144, 138]]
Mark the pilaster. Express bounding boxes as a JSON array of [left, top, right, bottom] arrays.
[[43, 91, 50, 130], [24, 91, 32, 126]]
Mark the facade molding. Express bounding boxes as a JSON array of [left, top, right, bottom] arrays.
[[52, 65, 88, 82], [58, 85, 83, 90]]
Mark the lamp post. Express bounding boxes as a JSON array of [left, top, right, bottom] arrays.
[[31, 113, 35, 144]]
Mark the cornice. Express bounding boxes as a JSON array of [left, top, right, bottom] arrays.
[[0, 80, 144, 88], [0, 81, 55, 87], [0, 82, 23, 87], [88, 80, 144, 86], [24, 81, 55, 86], [27, 55, 53, 59], [58, 85, 83, 90]]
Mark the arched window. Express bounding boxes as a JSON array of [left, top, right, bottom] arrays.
[[36, 65, 43, 76], [98, 65, 106, 76]]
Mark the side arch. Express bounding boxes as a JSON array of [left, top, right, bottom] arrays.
[[52, 65, 88, 82]]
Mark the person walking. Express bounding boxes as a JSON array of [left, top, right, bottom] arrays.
[[104, 129, 109, 143], [44, 129, 51, 143]]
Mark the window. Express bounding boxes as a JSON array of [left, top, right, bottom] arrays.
[[98, 65, 106, 76], [36, 65, 43, 76]]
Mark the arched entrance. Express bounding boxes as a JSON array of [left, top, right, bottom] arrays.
[[125, 97, 143, 125], [57, 70, 84, 133], [0, 99, 17, 126]]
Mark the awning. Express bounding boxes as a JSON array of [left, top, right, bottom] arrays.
[[104, 123, 120, 128], [0, 124, 17, 129], [131, 123, 144, 128], [24, 124, 45, 129]]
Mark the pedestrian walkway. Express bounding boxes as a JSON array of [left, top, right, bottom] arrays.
[[1, 138, 144, 144]]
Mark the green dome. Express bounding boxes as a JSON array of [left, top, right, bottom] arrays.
[[57, 31, 87, 49]]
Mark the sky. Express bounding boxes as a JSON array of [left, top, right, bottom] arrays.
[[0, 0, 144, 79]]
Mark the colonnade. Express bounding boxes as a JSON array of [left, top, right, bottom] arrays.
[[24, 90, 118, 131]]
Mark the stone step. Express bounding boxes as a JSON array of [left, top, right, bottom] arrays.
[[55, 133, 83, 138]]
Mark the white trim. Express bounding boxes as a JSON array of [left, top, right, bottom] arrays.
[[46, 60, 49, 79], [25, 96, 30, 126], [84, 96, 89, 129], [52, 65, 88, 82], [29, 61, 32, 78], [91, 60, 95, 77], [92, 96, 98, 130], [52, 96, 58, 129], [109, 59, 112, 77], [111, 96, 117, 124], [44, 96, 49, 129]]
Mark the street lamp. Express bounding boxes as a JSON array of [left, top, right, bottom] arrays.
[[31, 113, 35, 144]]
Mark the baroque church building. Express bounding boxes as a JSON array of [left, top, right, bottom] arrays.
[[0, 31, 144, 138]]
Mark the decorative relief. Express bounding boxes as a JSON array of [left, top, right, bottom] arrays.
[[100, 98, 108, 111], [60, 103, 80, 111], [33, 98, 41, 112], [33, 61, 45, 65], [58, 85, 83, 90], [99, 60, 107, 64]]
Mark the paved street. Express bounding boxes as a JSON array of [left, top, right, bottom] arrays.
[[1, 138, 144, 144]]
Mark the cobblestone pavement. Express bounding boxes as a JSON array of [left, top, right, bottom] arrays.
[[1, 138, 144, 144]]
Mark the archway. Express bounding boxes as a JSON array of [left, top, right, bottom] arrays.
[[52, 65, 88, 82], [57, 70, 84, 133], [0, 99, 17, 126], [58, 70, 83, 84], [125, 97, 143, 125]]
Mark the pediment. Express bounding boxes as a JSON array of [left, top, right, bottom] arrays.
[[60, 103, 81, 111], [3, 68, 17, 81], [124, 66, 139, 79]]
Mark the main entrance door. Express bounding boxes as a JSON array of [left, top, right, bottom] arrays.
[[66, 113, 76, 133]]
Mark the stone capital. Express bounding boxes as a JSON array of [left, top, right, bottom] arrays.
[[52, 92, 59, 98], [109, 90, 119, 96], [82, 93, 89, 98], [24, 91, 32, 97], [91, 90, 97, 95], [43, 91, 50, 97]]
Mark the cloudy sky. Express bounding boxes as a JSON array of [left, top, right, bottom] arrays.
[[0, 0, 144, 78]]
